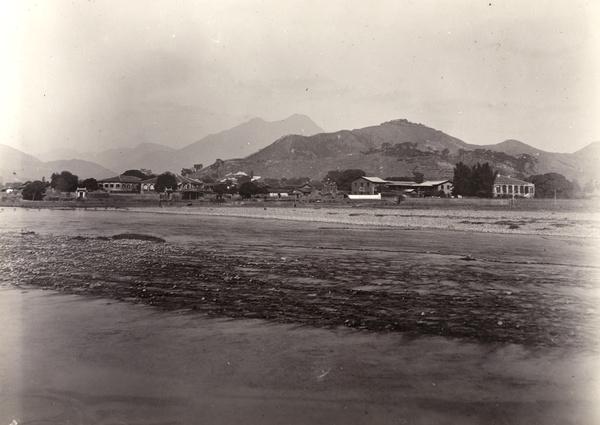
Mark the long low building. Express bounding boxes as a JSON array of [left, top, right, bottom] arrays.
[[352, 176, 453, 196], [493, 175, 535, 198], [97, 175, 142, 193]]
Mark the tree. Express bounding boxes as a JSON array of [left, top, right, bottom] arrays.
[[212, 182, 237, 199], [452, 162, 497, 197], [181, 168, 194, 176], [525, 173, 576, 198], [471, 162, 497, 198], [155, 173, 178, 193], [50, 171, 79, 192], [22, 180, 46, 200], [451, 162, 472, 197], [81, 178, 98, 191], [412, 170, 424, 184], [323, 169, 366, 191], [238, 181, 262, 198], [123, 169, 148, 180]]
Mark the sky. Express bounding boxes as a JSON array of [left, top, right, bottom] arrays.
[[1, 0, 599, 155]]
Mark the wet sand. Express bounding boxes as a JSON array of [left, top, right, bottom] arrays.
[[1, 207, 600, 424], [1, 288, 599, 425]]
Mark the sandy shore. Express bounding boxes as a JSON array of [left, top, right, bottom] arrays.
[[1, 208, 599, 424], [2, 287, 599, 425], [127, 204, 600, 238]]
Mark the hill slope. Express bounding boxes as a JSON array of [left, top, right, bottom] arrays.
[[35, 115, 325, 175], [0, 144, 116, 184], [137, 114, 324, 174], [210, 120, 598, 184]]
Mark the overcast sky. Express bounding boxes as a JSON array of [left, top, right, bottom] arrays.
[[1, 0, 599, 154]]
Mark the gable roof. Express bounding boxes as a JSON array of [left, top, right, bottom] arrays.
[[173, 174, 203, 185], [359, 176, 389, 184], [414, 180, 452, 187], [98, 175, 142, 183]]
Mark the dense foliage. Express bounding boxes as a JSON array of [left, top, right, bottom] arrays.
[[50, 171, 79, 192], [81, 178, 98, 192], [22, 180, 46, 200], [525, 173, 577, 198], [323, 169, 366, 191], [212, 182, 237, 200], [452, 162, 497, 198], [238, 181, 268, 198], [363, 142, 537, 177], [122, 169, 148, 180], [155, 173, 178, 193]]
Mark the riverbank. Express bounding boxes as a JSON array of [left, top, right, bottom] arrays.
[[1, 208, 599, 424], [2, 287, 598, 425], [124, 204, 600, 238]]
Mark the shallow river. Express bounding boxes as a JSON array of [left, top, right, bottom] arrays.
[[1, 208, 599, 424]]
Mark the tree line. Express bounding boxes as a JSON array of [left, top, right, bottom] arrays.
[[18, 162, 585, 201]]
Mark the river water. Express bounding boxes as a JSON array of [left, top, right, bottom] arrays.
[[1, 207, 599, 424]]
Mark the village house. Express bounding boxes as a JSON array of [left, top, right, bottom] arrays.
[[351, 176, 389, 195], [353, 177, 454, 197], [174, 174, 206, 200], [97, 175, 141, 193], [413, 180, 453, 196], [493, 175, 535, 198], [320, 182, 338, 197]]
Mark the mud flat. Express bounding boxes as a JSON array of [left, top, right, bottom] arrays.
[[1, 208, 600, 424], [130, 204, 600, 238]]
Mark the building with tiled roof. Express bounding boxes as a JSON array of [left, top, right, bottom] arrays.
[[97, 175, 142, 193], [493, 175, 535, 198], [351, 176, 390, 195], [353, 177, 453, 196]]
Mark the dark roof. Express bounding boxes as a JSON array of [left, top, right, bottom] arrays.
[[98, 175, 142, 183], [174, 174, 203, 185]]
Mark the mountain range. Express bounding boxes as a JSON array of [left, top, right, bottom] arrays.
[[0, 144, 116, 185], [2, 116, 598, 186], [35, 114, 325, 177], [218, 119, 599, 184]]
